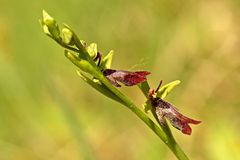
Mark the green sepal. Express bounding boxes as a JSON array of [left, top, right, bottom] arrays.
[[65, 50, 100, 78], [100, 50, 114, 69], [86, 43, 97, 58], [62, 24, 86, 52], [40, 20, 51, 37], [77, 71, 124, 105], [157, 80, 181, 99]]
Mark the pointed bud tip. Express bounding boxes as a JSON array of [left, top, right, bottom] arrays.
[[42, 10, 54, 23], [42, 10, 47, 16], [175, 80, 181, 85]]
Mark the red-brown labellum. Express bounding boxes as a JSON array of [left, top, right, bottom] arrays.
[[103, 69, 150, 87]]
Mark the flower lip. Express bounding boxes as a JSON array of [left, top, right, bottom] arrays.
[[103, 69, 150, 87]]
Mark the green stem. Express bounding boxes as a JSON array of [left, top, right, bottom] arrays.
[[41, 11, 189, 159], [50, 34, 189, 160]]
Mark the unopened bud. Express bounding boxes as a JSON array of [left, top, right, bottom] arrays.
[[41, 10, 60, 39], [62, 28, 74, 45]]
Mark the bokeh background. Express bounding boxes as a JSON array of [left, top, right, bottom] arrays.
[[1, 0, 240, 159]]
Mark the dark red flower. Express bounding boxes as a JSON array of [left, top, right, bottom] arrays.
[[149, 89, 201, 135], [102, 69, 150, 87]]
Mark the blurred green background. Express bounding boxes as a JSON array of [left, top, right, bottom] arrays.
[[1, 0, 240, 159]]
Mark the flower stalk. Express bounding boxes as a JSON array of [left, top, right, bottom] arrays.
[[39, 10, 201, 160]]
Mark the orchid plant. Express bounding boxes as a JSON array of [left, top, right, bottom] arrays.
[[40, 10, 201, 160]]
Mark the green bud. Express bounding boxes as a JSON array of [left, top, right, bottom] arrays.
[[65, 50, 99, 77], [41, 23, 51, 36], [42, 10, 54, 24], [41, 10, 60, 39], [101, 50, 114, 69], [157, 80, 181, 99], [86, 43, 97, 58], [62, 28, 74, 45], [63, 24, 85, 52]]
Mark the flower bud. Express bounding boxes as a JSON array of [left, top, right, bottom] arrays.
[[87, 43, 97, 58], [41, 10, 60, 39], [64, 50, 99, 78], [62, 28, 74, 45]]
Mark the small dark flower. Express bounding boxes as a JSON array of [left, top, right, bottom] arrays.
[[149, 89, 201, 135], [102, 69, 150, 87]]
